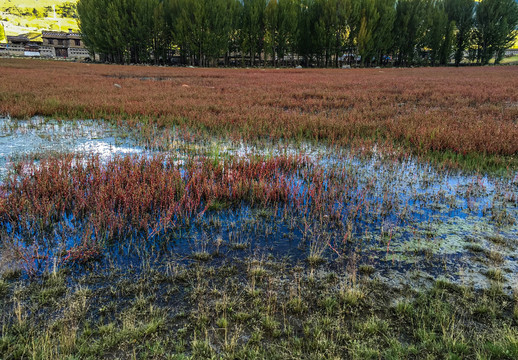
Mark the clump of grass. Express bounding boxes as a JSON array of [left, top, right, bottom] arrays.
[[307, 235, 327, 266], [320, 296, 339, 315], [359, 264, 376, 275], [395, 300, 415, 317], [287, 297, 306, 314], [207, 199, 231, 212], [33, 275, 67, 306], [261, 315, 280, 336], [191, 252, 211, 261], [233, 312, 251, 323], [483, 326, 518, 359], [0, 279, 8, 298], [464, 243, 485, 253], [339, 286, 365, 307], [1, 267, 22, 281], [306, 254, 325, 266], [485, 268, 504, 282], [249, 264, 267, 278], [257, 208, 274, 219], [473, 303, 495, 318], [191, 234, 212, 261], [229, 235, 249, 250], [216, 316, 228, 329], [357, 316, 389, 336], [486, 249, 505, 264], [491, 207, 516, 227], [487, 235, 509, 247], [434, 278, 462, 293]]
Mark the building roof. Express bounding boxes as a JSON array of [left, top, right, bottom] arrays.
[[26, 32, 43, 42], [7, 35, 29, 43], [42, 31, 81, 39], [7, 33, 43, 44]]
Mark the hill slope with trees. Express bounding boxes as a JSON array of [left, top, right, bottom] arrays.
[[0, 0, 78, 36]]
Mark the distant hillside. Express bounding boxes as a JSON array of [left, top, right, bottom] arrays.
[[0, 0, 79, 37]]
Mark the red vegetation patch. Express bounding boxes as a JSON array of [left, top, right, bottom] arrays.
[[0, 153, 340, 242], [0, 60, 517, 156]]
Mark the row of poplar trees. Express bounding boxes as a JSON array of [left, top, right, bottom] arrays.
[[77, 0, 518, 66]]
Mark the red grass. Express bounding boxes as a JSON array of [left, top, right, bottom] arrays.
[[1, 153, 344, 242], [0, 59, 517, 157]]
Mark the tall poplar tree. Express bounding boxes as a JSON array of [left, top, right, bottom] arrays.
[[444, 0, 475, 66], [241, 0, 267, 66], [474, 0, 518, 64], [424, 0, 454, 66]]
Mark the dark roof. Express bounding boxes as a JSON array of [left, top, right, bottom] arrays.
[[42, 31, 82, 39], [7, 33, 43, 44], [7, 35, 29, 43]]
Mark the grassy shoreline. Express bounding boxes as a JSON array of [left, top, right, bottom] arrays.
[[1, 255, 518, 359]]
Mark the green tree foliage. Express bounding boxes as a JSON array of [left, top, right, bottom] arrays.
[[265, 0, 298, 66], [241, 0, 267, 65], [424, 0, 454, 65], [295, 0, 345, 67], [295, 0, 315, 65], [394, 0, 429, 65], [333, 0, 355, 66], [78, 0, 123, 62], [357, 0, 379, 65], [316, 0, 337, 67], [168, 0, 237, 66], [77, 0, 518, 66], [444, 0, 475, 66], [78, 0, 174, 64], [373, 0, 397, 64], [356, 0, 398, 65], [474, 0, 518, 64]]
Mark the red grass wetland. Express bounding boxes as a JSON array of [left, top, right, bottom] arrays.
[[0, 59, 517, 358]]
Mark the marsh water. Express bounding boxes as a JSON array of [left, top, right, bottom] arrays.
[[1, 117, 517, 290], [0, 116, 143, 179]]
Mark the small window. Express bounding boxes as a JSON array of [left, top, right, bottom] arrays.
[[75, 39, 80, 46], [48, 39, 53, 45], [58, 39, 63, 45]]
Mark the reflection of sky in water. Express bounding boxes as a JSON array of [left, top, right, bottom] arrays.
[[1, 117, 517, 289], [0, 116, 143, 180], [74, 141, 141, 156]]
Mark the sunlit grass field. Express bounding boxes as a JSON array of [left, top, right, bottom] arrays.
[[0, 0, 78, 36]]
